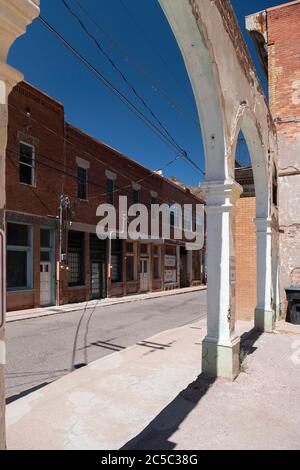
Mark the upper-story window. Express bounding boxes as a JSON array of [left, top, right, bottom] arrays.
[[20, 142, 35, 186], [106, 178, 114, 205], [77, 166, 88, 200], [76, 157, 89, 201], [133, 189, 140, 204]]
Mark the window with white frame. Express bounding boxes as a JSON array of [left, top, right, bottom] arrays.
[[184, 207, 193, 232], [7, 223, 33, 290], [19, 142, 35, 186], [196, 211, 203, 235]]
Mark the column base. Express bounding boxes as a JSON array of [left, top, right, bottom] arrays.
[[255, 308, 275, 333], [201, 336, 240, 381]]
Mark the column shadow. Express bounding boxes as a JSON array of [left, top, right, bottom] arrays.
[[121, 328, 262, 450]]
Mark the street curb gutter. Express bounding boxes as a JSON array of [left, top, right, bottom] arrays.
[[6, 286, 207, 324]]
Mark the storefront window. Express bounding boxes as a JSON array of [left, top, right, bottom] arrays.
[[126, 256, 135, 282], [68, 231, 84, 286], [111, 239, 122, 283], [7, 222, 32, 290], [126, 242, 136, 282], [153, 245, 161, 280]]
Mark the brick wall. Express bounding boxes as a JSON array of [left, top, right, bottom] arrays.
[[6, 81, 205, 311], [235, 197, 257, 321], [267, 1, 300, 316]]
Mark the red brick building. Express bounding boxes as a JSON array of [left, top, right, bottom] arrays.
[[6, 81, 205, 311]]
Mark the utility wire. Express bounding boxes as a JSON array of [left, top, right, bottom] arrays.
[[62, 0, 181, 151], [7, 145, 185, 209], [73, 0, 200, 127], [119, 0, 191, 102], [8, 111, 186, 206], [38, 15, 205, 177]]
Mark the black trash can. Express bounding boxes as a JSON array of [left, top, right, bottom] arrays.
[[285, 286, 300, 325]]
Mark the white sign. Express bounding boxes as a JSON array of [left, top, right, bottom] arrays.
[[165, 255, 176, 268], [164, 269, 176, 284], [0, 230, 5, 329]]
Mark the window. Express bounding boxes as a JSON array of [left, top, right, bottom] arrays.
[[151, 196, 157, 206], [7, 223, 32, 290], [126, 242, 136, 282], [41, 228, 51, 248], [273, 165, 278, 207], [126, 242, 134, 254], [106, 178, 114, 205], [193, 251, 201, 281], [140, 244, 148, 255], [196, 212, 203, 235], [19, 142, 35, 186], [40, 228, 54, 265], [111, 239, 122, 283], [184, 208, 193, 232], [126, 256, 135, 282], [170, 207, 175, 227], [68, 231, 84, 286], [133, 189, 140, 204], [77, 166, 88, 200], [153, 245, 161, 280]]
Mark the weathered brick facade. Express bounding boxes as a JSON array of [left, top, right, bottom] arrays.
[[247, 0, 300, 318], [267, 1, 300, 316], [6, 82, 205, 312]]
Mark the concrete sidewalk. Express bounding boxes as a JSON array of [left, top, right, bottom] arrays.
[[6, 285, 206, 323], [6, 319, 300, 450]]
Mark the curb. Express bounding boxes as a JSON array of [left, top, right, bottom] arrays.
[[6, 286, 207, 324]]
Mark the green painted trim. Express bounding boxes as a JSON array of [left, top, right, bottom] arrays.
[[255, 308, 275, 333]]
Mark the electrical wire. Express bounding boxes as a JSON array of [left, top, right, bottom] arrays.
[[38, 15, 205, 177], [62, 0, 182, 151], [73, 0, 200, 127]]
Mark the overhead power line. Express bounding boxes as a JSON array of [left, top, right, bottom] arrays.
[[38, 15, 205, 177], [73, 0, 200, 127], [62, 0, 181, 151], [118, 0, 191, 102]]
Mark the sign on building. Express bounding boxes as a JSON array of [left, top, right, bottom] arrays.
[[164, 269, 177, 284], [165, 255, 176, 268], [0, 230, 5, 329]]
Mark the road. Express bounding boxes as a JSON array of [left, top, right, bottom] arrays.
[[5, 290, 207, 403]]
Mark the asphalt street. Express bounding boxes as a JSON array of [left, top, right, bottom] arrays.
[[5, 290, 207, 403]]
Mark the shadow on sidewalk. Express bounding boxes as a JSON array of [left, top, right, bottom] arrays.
[[122, 327, 262, 450]]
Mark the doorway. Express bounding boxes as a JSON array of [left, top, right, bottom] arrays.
[[140, 258, 149, 292], [90, 261, 105, 300], [40, 262, 51, 306]]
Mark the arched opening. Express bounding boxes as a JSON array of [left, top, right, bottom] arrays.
[[231, 110, 274, 332], [159, 0, 274, 379], [234, 130, 257, 321]]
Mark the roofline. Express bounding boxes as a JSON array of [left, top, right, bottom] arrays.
[[17, 81, 203, 204], [66, 122, 204, 204], [266, 0, 300, 12]]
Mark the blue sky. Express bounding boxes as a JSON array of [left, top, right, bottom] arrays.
[[8, 0, 285, 186]]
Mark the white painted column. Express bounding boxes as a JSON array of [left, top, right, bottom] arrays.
[[0, 66, 23, 451], [254, 218, 275, 332], [201, 180, 242, 380], [0, 0, 40, 450]]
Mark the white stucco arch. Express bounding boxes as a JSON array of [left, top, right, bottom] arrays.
[[159, 0, 277, 378]]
